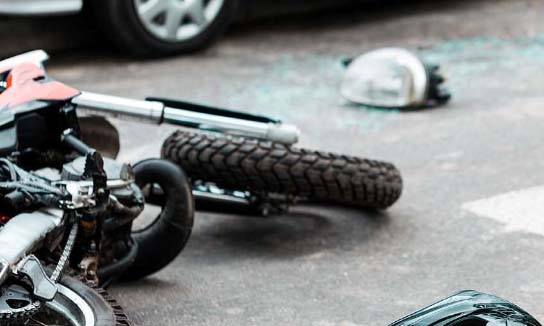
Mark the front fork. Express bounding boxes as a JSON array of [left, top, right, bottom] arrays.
[[72, 92, 300, 145], [71, 92, 302, 214]]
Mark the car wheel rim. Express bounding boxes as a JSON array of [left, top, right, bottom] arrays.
[[134, 0, 226, 42]]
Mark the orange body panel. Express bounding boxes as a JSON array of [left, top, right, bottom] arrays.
[[0, 63, 80, 110]]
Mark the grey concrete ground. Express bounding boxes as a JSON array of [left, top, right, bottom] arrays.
[[35, 0, 544, 324]]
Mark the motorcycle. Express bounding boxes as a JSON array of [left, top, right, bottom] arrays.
[[74, 66, 403, 216], [3, 50, 403, 216], [0, 50, 403, 325], [0, 51, 199, 325], [0, 51, 536, 326]]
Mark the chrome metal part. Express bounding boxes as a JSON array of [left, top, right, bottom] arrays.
[[51, 222, 78, 283], [57, 179, 134, 209], [49, 283, 96, 326], [73, 92, 300, 144], [191, 183, 292, 216], [163, 106, 300, 144], [61, 182, 95, 209], [0, 283, 42, 320], [4, 52, 299, 141], [16, 256, 57, 301], [0, 283, 97, 325], [193, 184, 251, 206], [73, 92, 164, 124], [0, 259, 8, 288], [0, 210, 62, 268]]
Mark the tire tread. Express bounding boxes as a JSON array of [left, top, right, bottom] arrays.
[[162, 131, 402, 209]]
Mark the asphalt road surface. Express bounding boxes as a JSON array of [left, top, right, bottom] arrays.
[[42, 0, 544, 324]]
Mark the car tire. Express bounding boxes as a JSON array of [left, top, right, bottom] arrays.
[[90, 0, 239, 57]]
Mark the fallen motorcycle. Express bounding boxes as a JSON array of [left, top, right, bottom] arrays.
[[1, 51, 402, 216], [0, 154, 143, 325], [0, 50, 535, 326], [76, 71, 402, 215], [0, 51, 196, 325], [74, 93, 403, 215], [0, 50, 402, 325]]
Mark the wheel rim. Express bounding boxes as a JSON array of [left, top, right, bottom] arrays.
[[3, 284, 95, 326], [134, 0, 226, 42]]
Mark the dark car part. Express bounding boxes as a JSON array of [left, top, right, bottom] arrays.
[[162, 131, 403, 209], [341, 48, 450, 109], [90, 0, 240, 57], [120, 159, 194, 281], [390, 290, 541, 326]]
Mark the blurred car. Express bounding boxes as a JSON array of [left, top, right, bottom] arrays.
[[0, 0, 364, 57], [0, 0, 240, 57]]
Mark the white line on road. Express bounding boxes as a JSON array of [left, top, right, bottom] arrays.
[[463, 185, 544, 236]]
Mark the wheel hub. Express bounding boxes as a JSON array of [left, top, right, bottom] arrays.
[[134, 0, 226, 42], [0, 282, 42, 321]]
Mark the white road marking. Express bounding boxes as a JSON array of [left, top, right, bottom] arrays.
[[463, 185, 544, 236]]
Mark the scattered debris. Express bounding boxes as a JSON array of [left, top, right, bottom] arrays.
[[341, 48, 450, 109]]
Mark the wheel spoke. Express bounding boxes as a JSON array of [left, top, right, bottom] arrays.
[[204, 0, 224, 21], [186, 0, 207, 26], [134, 0, 225, 41], [165, 5, 186, 39], [137, 0, 169, 23]]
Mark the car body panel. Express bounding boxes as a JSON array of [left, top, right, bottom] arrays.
[[0, 0, 81, 15], [389, 291, 541, 326], [0, 0, 356, 17]]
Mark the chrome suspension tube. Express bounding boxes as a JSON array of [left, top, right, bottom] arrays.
[[72, 92, 300, 144], [162, 106, 300, 144], [72, 92, 164, 124]]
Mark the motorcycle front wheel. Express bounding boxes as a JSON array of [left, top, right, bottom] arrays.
[[162, 131, 403, 209]]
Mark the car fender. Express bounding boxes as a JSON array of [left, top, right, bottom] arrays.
[[0, 0, 82, 15]]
